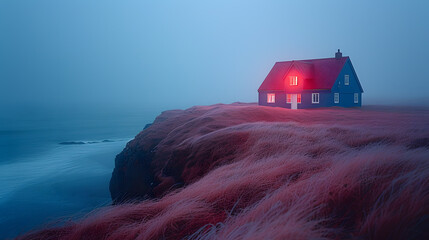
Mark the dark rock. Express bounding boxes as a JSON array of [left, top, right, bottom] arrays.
[[408, 138, 429, 149], [59, 141, 86, 145]]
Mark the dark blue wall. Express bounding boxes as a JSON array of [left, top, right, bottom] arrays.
[[258, 91, 287, 108], [258, 59, 363, 109], [258, 91, 331, 109], [331, 59, 363, 107]]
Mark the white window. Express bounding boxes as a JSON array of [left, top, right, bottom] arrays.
[[354, 93, 359, 103], [312, 93, 319, 103], [267, 93, 275, 103], [344, 75, 349, 85], [334, 93, 339, 103], [290, 76, 298, 86]]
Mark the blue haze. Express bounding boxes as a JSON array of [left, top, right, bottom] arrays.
[[1, 0, 429, 238], [1, 0, 429, 112]]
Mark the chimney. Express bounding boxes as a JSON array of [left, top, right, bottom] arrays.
[[335, 49, 342, 59]]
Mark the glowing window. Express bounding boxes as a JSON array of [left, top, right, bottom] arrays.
[[345, 75, 349, 85], [290, 76, 298, 86], [354, 93, 359, 103], [334, 93, 340, 103], [267, 93, 275, 103], [312, 93, 319, 103], [287, 94, 301, 103]]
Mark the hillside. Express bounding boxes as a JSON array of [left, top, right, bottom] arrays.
[[19, 103, 429, 240]]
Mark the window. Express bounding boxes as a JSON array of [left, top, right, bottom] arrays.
[[354, 93, 359, 103], [287, 94, 301, 103], [312, 93, 319, 103], [344, 75, 349, 85], [290, 76, 298, 86], [334, 93, 339, 103], [267, 93, 275, 103]]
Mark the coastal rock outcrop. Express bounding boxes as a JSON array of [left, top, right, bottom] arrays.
[[109, 103, 429, 203], [20, 103, 429, 239]]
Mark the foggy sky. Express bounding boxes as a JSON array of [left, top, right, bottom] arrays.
[[1, 0, 429, 114]]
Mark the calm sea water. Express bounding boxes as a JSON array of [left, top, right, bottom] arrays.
[[0, 107, 156, 239]]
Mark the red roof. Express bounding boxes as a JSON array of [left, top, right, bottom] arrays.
[[258, 57, 349, 91]]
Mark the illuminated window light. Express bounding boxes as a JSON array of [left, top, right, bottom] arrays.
[[287, 94, 301, 103], [290, 76, 298, 86], [267, 93, 275, 103]]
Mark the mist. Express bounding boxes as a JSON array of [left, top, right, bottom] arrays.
[[1, 0, 429, 117], [2, 1, 429, 238]]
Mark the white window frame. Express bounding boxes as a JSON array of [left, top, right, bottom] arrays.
[[267, 93, 275, 103], [354, 93, 359, 103], [344, 75, 349, 85], [312, 93, 319, 104], [334, 93, 339, 103], [290, 76, 298, 86]]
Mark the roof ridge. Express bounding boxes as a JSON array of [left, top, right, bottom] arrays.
[[276, 56, 349, 63]]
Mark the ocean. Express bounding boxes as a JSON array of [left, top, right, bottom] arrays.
[[0, 107, 156, 239]]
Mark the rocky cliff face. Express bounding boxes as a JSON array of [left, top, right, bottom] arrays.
[[20, 103, 429, 240], [109, 103, 260, 203], [109, 103, 429, 204]]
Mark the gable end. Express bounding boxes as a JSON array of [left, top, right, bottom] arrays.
[[347, 58, 363, 93]]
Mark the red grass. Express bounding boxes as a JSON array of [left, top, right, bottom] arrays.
[[18, 103, 429, 240]]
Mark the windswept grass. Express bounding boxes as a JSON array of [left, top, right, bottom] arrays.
[[18, 103, 429, 240]]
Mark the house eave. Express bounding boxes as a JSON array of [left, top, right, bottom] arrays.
[[259, 89, 331, 92]]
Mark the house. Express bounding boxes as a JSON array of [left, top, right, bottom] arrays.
[[258, 50, 363, 109]]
